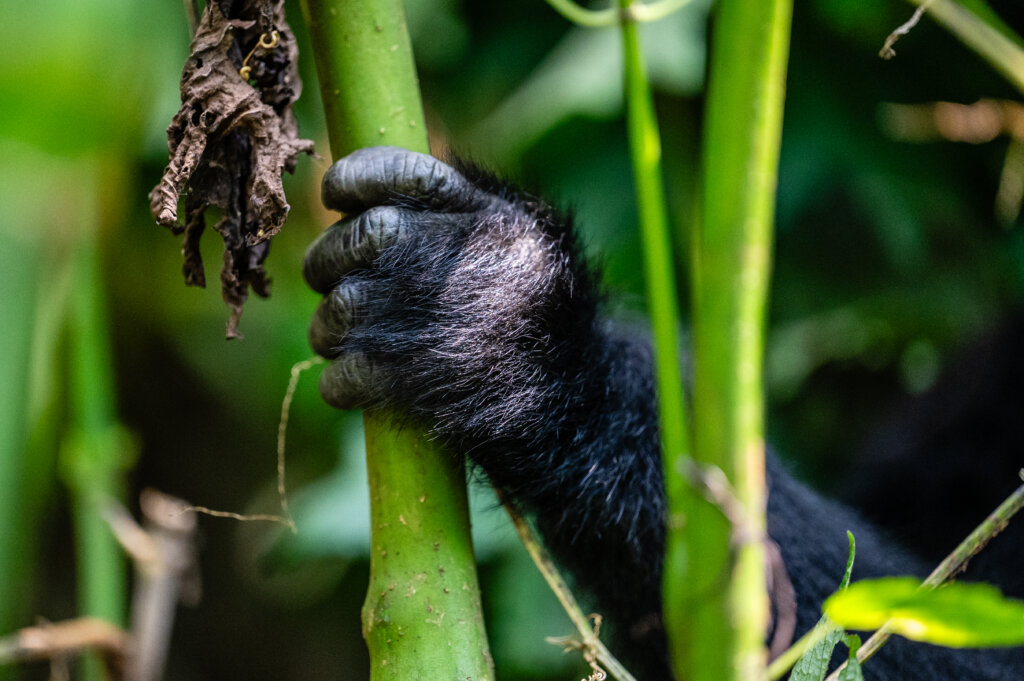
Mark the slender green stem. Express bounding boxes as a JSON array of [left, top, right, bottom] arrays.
[[66, 247, 126, 622], [546, 0, 695, 27], [502, 499, 637, 681], [902, 0, 1024, 94], [619, 0, 690, 482], [546, 0, 617, 27], [298, 1, 493, 678], [0, 218, 40, 681], [64, 219, 128, 681], [300, 0, 428, 155], [620, 6, 725, 678], [361, 415, 493, 680]]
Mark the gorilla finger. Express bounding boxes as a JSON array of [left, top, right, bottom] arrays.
[[303, 206, 414, 293], [322, 146, 490, 214], [309, 282, 365, 358], [319, 354, 381, 411]]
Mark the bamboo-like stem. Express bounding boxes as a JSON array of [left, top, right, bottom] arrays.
[[298, 1, 493, 679], [671, 0, 792, 678], [823, 473, 1024, 681]]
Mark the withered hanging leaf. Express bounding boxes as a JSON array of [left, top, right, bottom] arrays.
[[150, 0, 314, 338]]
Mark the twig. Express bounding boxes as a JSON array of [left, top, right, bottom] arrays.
[[175, 507, 292, 524], [890, 0, 1024, 95], [923, 470, 1024, 588], [0, 618, 128, 680], [824, 470, 1024, 681], [683, 459, 765, 545], [547, 617, 610, 681], [106, 489, 200, 681], [178, 356, 324, 531], [880, 0, 934, 59], [275, 356, 324, 530], [500, 496, 637, 681]]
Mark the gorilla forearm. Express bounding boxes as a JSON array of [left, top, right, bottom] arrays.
[[305, 147, 1023, 680]]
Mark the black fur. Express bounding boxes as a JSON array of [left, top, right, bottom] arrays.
[[305, 147, 1023, 680]]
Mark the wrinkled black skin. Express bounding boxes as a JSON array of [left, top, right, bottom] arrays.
[[304, 147, 1022, 680]]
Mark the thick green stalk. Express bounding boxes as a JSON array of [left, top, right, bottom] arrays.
[[299, 1, 493, 678], [300, 0, 428, 155], [673, 0, 793, 679]]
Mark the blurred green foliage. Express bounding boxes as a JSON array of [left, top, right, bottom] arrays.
[[2, 0, 1024, 680]]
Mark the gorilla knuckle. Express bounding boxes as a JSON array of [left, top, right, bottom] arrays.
[[318, 354, 375, 411], [309, 281, 364, 357]]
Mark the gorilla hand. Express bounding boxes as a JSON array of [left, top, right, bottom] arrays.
[[303, 146, 599, 429]]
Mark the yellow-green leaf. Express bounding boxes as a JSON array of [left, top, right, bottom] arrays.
[[825, 577, 1024, 647]]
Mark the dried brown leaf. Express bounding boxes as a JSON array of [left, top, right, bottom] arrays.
[[150, 0, 313, 338]]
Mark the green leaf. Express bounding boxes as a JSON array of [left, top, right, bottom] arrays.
[[788, 626, 843, 681], [837, 634, 864, 681], [839, 531, 856, 590], [825, 577, 1024, 647]]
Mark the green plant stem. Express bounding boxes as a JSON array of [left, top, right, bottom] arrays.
[[618, 2, 690, 494], [299, 1, 493, 678], [670, 0, 792, 678], [0, 222, 39, 681], [823, 473, 1024, 681], [546, 0, 695, 27], [300, 0, 428, 156], [618, 9, 699, 679], [64, 223, 128, 681], [360, 416, 493, 680], [67, 243, 126, 627], [903, 0, 1024, 94]]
